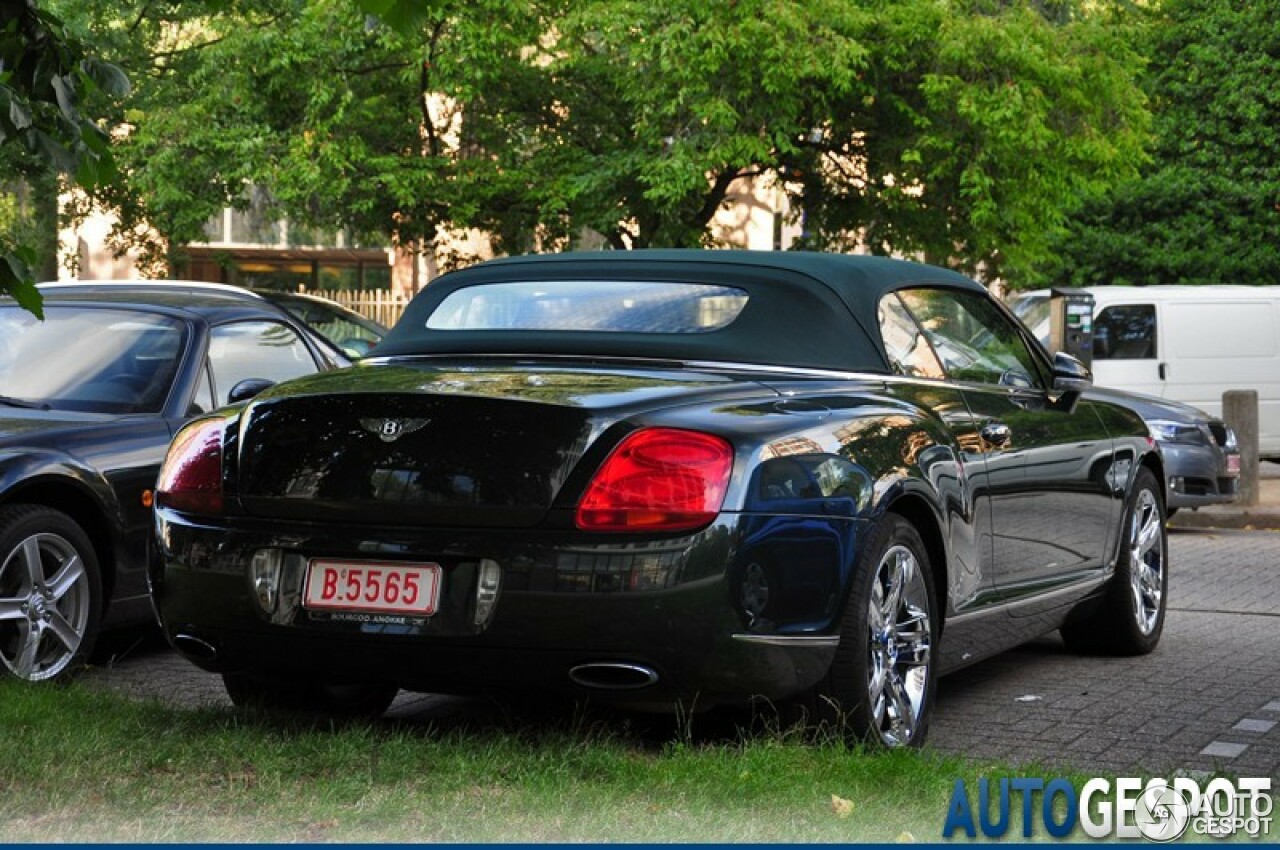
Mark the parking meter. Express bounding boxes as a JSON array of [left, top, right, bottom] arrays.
[[1049, 288, 1095, 367]]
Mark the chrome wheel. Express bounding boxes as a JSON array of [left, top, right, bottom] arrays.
[[1128, 488, 1164, 636], [1060, 467, 1166, 657], [866, 544, 932, 747], [0, 531, 92, 681]]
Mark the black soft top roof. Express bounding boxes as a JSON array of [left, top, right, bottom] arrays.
[[375, 250, 986, 372]]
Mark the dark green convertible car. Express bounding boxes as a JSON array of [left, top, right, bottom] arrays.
[[151, 251, 1166, 747]]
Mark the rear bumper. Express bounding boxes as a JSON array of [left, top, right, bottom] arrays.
[[151, 509, 861, 708]]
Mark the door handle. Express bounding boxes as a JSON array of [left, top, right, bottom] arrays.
[[1158, 362, 1167, 380], [980, 422, 1012, 448]]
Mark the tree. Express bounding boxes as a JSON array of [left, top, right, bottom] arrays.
[[0, 0, 129, 316], [795, 0, 1151, 284], [371, 0, 1153, 282], [66, 0, 1150, 285], [1045, 0, 1280, 287]]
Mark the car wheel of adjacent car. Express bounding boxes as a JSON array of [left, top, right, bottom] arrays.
[[1061, 466, 1168, 656], [0, 505, 102, 682], [817, 514, 937, 748], [222, 671, 398, 718]]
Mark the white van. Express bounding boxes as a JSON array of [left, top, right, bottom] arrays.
[[1010, 286, 1280, 460]]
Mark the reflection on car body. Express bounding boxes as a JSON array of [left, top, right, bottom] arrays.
[[1008, 292, 1239, 512], [256, 290, 388, 358], [153, 252, 1168, 747], [0, 282, 343, 682]]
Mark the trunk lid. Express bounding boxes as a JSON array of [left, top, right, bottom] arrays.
[[234, 361, 772, 527]]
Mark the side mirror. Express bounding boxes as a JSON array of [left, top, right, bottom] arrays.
[[227, 378, 276, 405], [1051, 351, 1092, 394]]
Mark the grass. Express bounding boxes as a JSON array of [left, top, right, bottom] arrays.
[[0, 679, 1066, 843]]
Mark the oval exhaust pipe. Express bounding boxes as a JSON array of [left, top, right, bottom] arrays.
[[568, 662, 659, 690], [173, 632, 218, 662]]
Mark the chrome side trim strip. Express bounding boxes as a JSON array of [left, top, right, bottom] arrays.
[[947, 571, 1113, 625], [731, 634, 840, 648]]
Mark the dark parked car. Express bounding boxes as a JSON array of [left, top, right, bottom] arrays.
[[256, 291, 388, 358], [0, 281, 344, 681], [1008, 292, 1239, 512], [1086, 387, 1238, 514], [152, 252, 1167, 747]]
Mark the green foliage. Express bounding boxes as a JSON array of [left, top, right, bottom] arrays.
[[795, 0, 1150, 284], [63, 0, 1149, 281], [523, 0, 874, 249], [1045, 0, 1280, 287], [0, 678, 1051, 842], [0, 1, 130, 314]]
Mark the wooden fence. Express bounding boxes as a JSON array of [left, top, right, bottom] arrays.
[[295, 286, 409, 327]]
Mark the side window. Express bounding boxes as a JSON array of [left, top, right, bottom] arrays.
[[878, 294, 946, 379], [1093, 304, 1156, 360], [208, 321, 318, 407], [897, 288, 1046, 389]]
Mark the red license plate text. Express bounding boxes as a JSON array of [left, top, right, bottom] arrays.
[[304, 560, 441, 616]]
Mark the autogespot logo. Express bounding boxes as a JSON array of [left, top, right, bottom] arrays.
[[942, 776, 1273, 841]]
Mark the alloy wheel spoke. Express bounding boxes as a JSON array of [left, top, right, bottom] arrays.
[[1130, 578, 1145, 615], [1137, 513, 1161, 555], [1142, 569, 1161, 603], [881, 552, 909, 622], [1143, 562, 1161, 593], [896, 630, 932, 666], [45, 554, 84, 602], [896, 607, 927, 632], [44, 611, 81, 653], [13, 621, 42, 678], [871, 690, 887, 728], [868, 657, 886, 706], [19, 537, 43, 588], [867, 594, 884, 633], [0, 596, 25, 622], [887, 673, 914, 741]]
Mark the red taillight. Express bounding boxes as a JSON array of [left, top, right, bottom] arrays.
[[575, 428, 733, 532], [156, 418, 225, 515]]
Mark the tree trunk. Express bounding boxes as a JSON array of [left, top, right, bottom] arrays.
[[20, 174, 59, 281]]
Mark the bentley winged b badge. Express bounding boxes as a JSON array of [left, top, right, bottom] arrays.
[[360, 417, 431, 443]]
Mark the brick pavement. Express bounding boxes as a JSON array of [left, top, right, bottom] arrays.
[[81, 529, 1280, 778], [930, 528, 1280, 778]]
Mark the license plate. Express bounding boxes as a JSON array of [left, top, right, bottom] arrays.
[[304, 559, 441, 616], [1227, 455, 1241, 475]]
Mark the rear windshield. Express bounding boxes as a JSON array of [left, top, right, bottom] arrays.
[[425, 281, 749, 334]]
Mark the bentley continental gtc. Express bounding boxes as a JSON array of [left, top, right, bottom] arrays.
[[151, 252, 1168, 746]]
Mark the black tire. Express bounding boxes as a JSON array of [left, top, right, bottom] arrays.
[[805, 514, 938, 748], [0, 504, 103, 682], [222, 671, 398, 718], [1061, 466, 1168, 655]]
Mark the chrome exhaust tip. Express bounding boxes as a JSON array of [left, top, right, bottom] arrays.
[[568, 662, 659, 690], [173, 632, 218, 662]]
